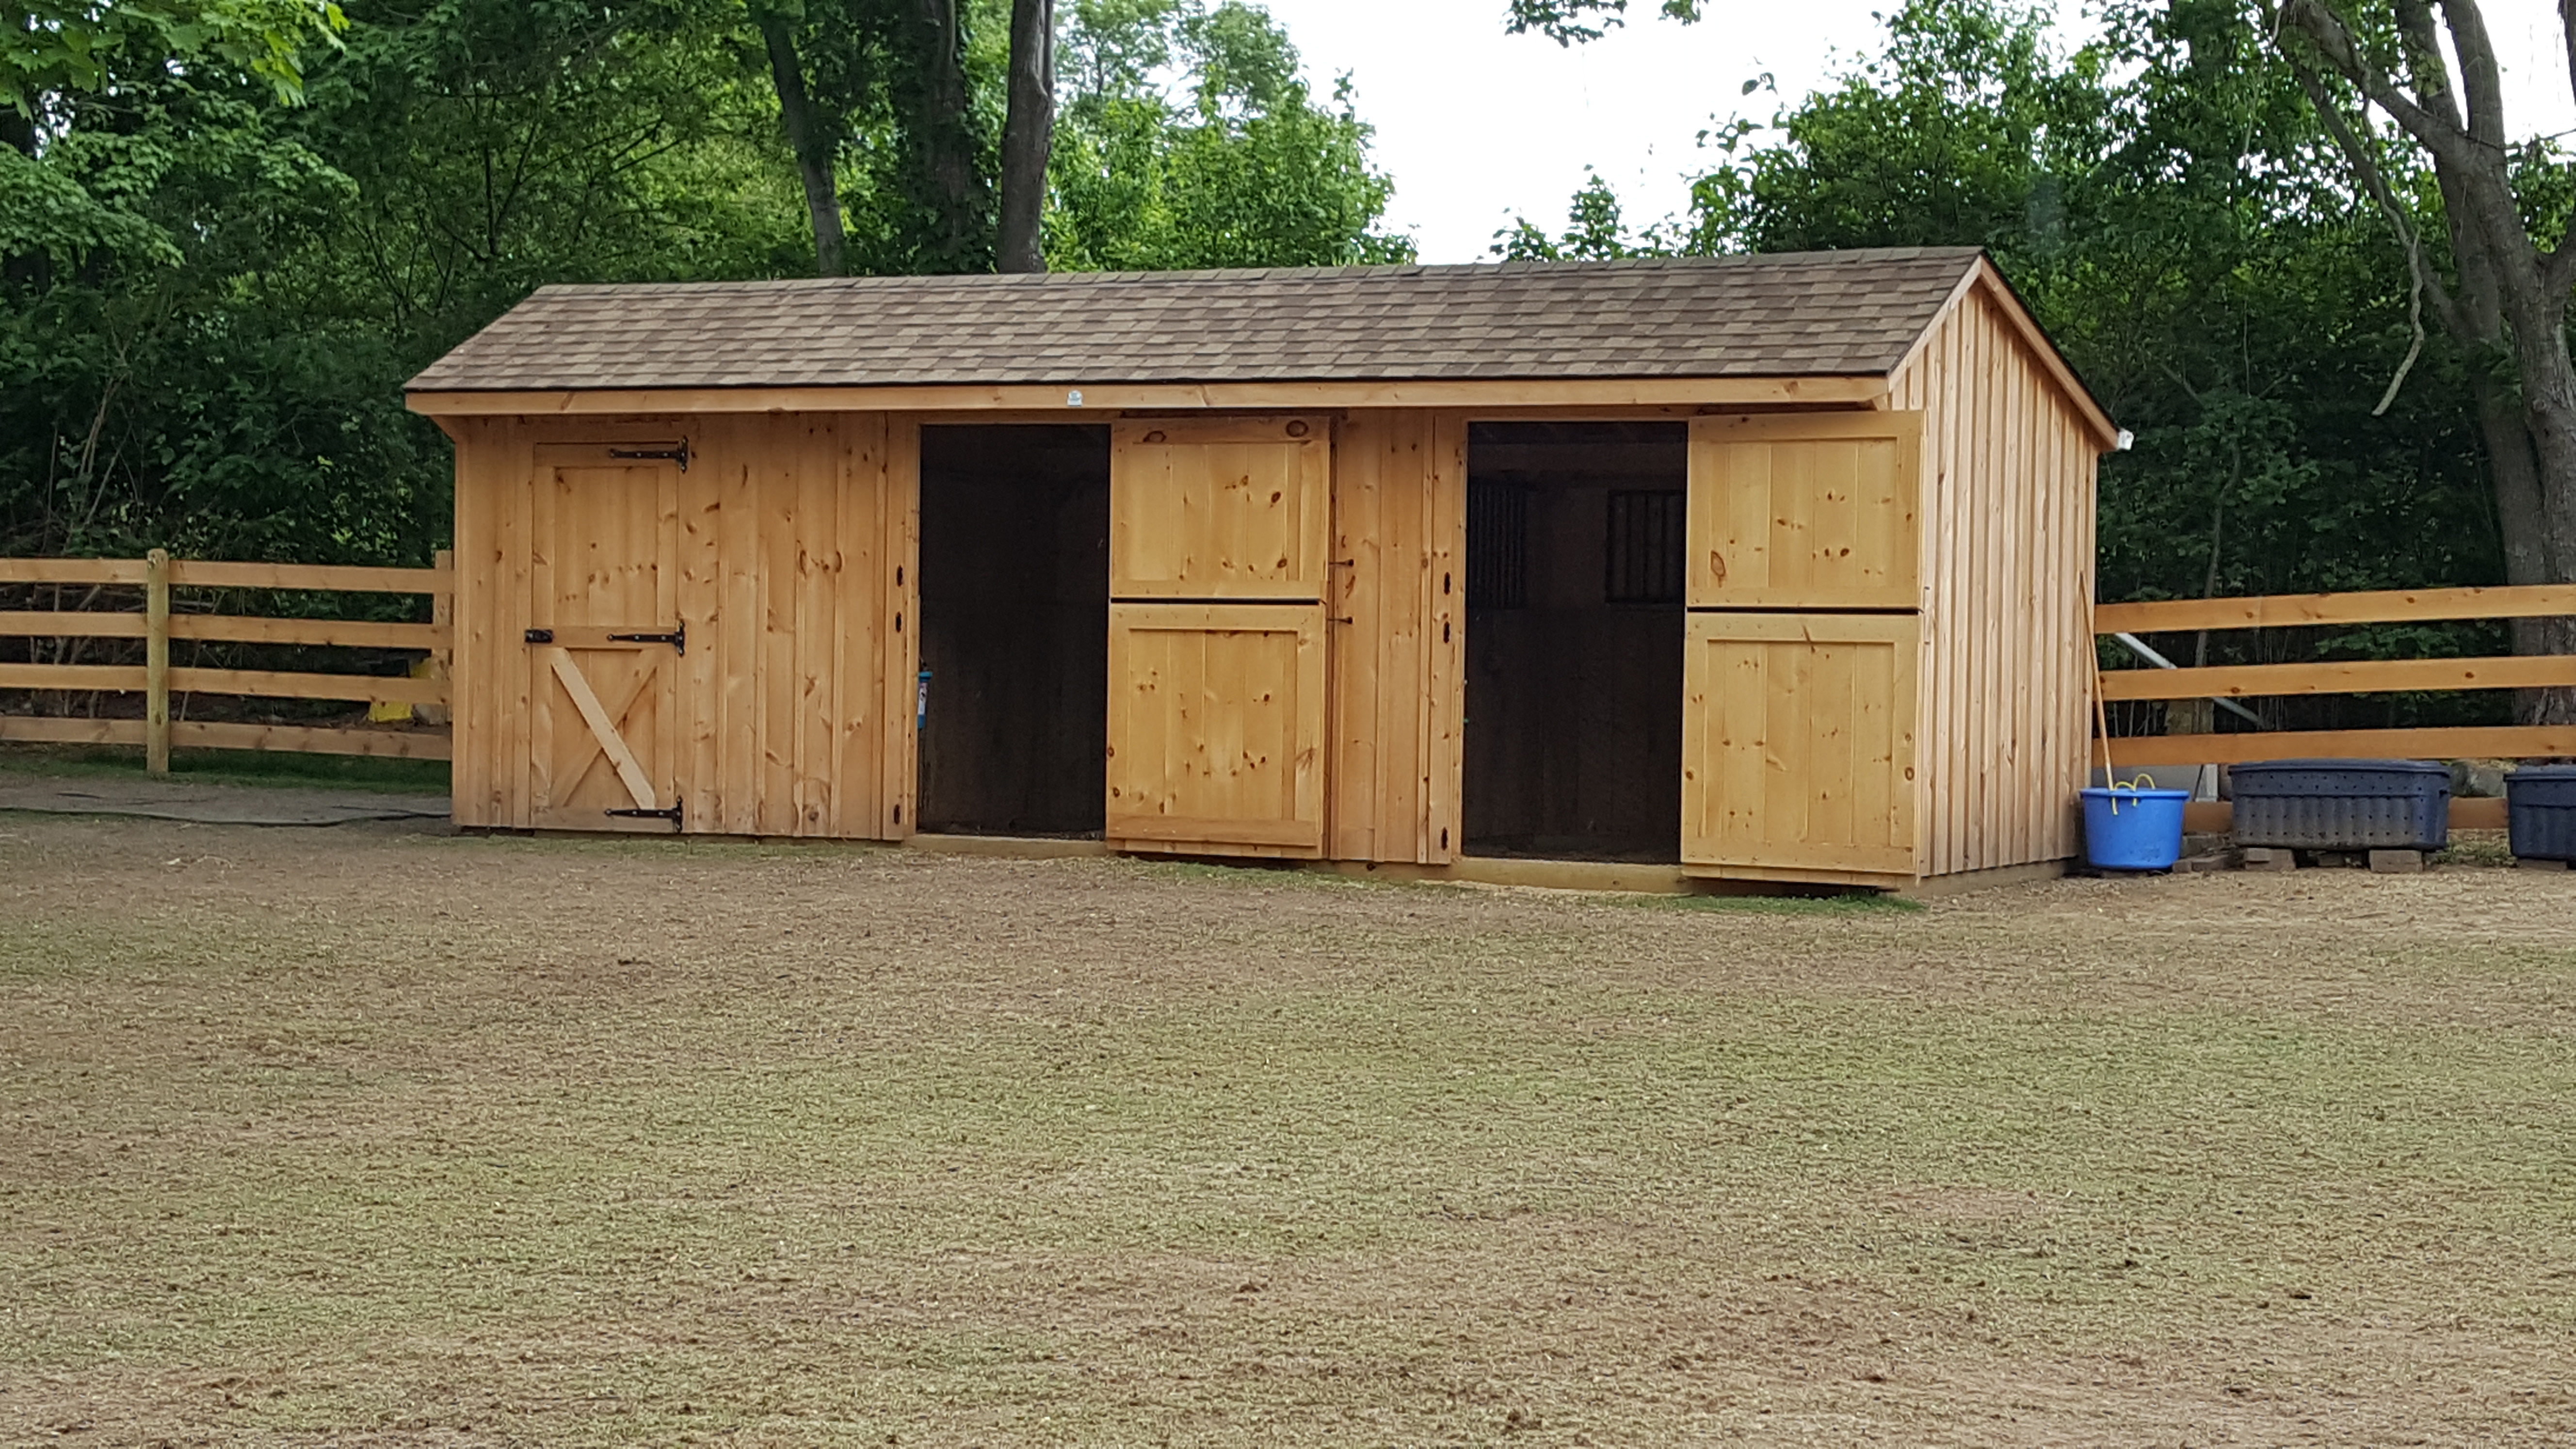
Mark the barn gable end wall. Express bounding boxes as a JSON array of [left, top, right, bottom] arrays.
[[1890, 271, 2103, 877]]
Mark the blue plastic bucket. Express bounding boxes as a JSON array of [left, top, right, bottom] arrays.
[[2080, 787, 2191, 870]]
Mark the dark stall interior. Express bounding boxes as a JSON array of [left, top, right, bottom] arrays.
[[917, 425, 1110, 836], [1464, 421, 1688, 861]]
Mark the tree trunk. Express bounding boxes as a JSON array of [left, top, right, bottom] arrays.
[[911, 0, 988, 272], [2466, 369, 2576, 719], [2276, 0, 2576, 723], [998, 0, 1055, 274], [2452, 140, 2576, 722], [759, 14, 847, 278], [2493, 273, 2576, 723]]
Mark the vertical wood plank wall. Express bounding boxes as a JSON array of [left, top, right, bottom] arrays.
[[451, 413, 902, 839], [449, 415, 518, 829], [1888, 279, 2100, 877], [448, 352, 2092, 874], [1328, 409, 1465, 864], [879, 419, 920, 837]]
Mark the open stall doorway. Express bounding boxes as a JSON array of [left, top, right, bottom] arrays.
[[1463, 422, 1688, 860], [917, 425, 1111, 836]]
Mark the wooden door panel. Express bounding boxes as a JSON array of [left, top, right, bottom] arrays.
[[527, 445, 686, 831], [534, 644, 673, 831], [1110, 417, 1331, 600], [1681, 612, 1918, 878], [1106, 602, 1325, 853], [1687, 413, 1922, 611]]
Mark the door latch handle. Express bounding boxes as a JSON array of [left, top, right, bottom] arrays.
[[523, 628, 553, 644]]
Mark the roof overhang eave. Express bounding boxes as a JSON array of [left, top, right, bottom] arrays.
[[402, 372, 1899, 418]]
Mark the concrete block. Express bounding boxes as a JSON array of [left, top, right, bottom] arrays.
[[2241, 847, 2297, 871], [2517, 856, 2570, 871], [2368, 849, 2425, 875]]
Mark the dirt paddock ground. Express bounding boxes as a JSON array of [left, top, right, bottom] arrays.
[[4, 812, 2574, 1446]]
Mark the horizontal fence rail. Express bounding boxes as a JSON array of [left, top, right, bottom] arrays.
[[0, 549, 452, 769], [2094, 584, 2576, 634], [2096, 582, 2576, 767]]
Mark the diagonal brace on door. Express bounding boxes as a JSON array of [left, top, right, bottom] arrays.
[[557, 654, 659, 804], [546, 646, 659, 811]]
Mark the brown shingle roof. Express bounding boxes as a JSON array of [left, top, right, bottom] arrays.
[[406, 248, 1986, 392]]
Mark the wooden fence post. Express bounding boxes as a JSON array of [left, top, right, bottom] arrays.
[[145, 548, 170, 774], [426, 549, 453, 727]]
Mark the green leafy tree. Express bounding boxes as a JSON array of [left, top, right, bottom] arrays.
[[0, 0, 801, 563], [1045, 0, 1410, 270], [1502, 0, 1700, 46], [4, 0, 346, 117], [1510, 0, 2508, 730], [0, 0, 1404, 575], [1494, 170, 1673, 260]]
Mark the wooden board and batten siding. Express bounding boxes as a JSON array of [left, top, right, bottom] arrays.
[[448, 414, 911, 838], [1105, 416, 1333, 855], [1327, 410, 1466, 865], [1888, 269, 2104, 880]]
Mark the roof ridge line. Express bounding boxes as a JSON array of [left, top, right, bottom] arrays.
[[411, 249, 2006, 394]]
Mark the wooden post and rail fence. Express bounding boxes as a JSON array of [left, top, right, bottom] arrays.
[[0, 554, 2569, 817], [0, 550, 453, 769], [2094, 581, 2576, 831]]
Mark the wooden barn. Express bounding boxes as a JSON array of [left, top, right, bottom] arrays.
[[405, 248, 2118, 890]]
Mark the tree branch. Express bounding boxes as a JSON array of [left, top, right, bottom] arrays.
[[2279, 0, 2478, 166], [2288, 57, 2466, 340], [2546, 225, 2576, 296], [2561, 0, 2576, 121], [2392, 0, 2466, 133], [2436, 0, 2509, 145]]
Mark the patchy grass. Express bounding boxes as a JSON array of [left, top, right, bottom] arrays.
[[2435, 828, 2519, 868], [0, 741, 449, 793], [3, 816, 2574, 1445]]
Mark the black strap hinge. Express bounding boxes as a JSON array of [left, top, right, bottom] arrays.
[[606, 622, 685, 654], [609, 441, 690, 471], [604, 803, 682, 830]]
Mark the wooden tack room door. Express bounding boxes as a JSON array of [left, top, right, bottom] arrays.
[[526, 442, 688, 833], [1105, 417, 1331, 855], [1679, 414, 1923, 882]]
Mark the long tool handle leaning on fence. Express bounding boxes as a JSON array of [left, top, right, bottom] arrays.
[[2090, 599, 2117, 813]]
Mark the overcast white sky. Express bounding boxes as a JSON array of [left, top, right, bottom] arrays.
[[1257, 0, 2576, 264]]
